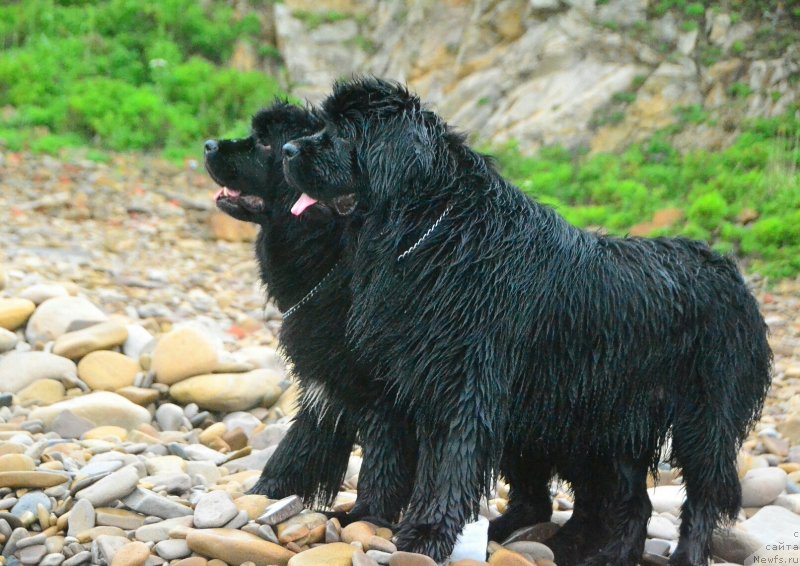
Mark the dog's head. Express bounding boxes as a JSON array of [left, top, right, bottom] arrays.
[[204, 101, 325, 223], [283, 77, 444, 216]]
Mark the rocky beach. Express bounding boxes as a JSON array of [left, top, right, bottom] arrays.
[[1, 151, 799, 566]]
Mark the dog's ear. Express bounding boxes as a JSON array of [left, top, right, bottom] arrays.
[[360, 110, 440, 202]]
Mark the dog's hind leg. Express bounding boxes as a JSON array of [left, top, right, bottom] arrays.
[[488, 448, 553, 544], [668, 410, 743, 566], [250, 404, 356, 506], [576, 457, 651, 566], [544, 464, 615, 566], [336, 408, 418, 526]]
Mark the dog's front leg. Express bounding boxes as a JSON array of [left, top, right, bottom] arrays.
[[341, 407, 418, 526], [250, 402, 356, 507], [393, 403, 497, 563]]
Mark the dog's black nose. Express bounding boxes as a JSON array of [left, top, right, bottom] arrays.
[[282, 142, 300, 159], [204, 139, 218, 154]]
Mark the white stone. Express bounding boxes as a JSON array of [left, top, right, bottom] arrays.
[[0, 351, 76, 393], [25, 296, 107, 345], [741, 467, 787, 508], [450, 515, 489, 562], [194, 490, 238, 529], [75, 464, 140, 507], [31, 392, 151, 430], [155, 403, 185, 432], [154, 538, 191, 560], [123, 324, 154, 362], [647, 515, 679, 541], [648, 485, 686, 515]]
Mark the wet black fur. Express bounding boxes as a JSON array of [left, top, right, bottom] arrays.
[[283, 77, 773, 565], [204, 101, 417, 523]]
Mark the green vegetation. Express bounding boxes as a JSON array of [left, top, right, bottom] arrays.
[[494, 111, 800, 279], [292, 10, 350, 30], [0, 0, 287, 158]]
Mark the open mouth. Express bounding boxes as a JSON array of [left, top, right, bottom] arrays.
[[214, 186, 266, 214], [291, 193, 357, 217]]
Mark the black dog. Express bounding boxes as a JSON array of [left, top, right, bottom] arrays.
[[283, 78, 773, 565], [204, 101, 417, 524]]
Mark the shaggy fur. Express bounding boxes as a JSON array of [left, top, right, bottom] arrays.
[[204, 101, 417, 524], [283, 78, 773, 565]]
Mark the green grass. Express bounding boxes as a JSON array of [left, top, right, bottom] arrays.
[[493, 110, 800, 279], [0, 0, 288, 157]]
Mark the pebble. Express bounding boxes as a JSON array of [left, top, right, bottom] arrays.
[[76, 351, 139, 391], [25, 296, 107, 346], [16, 378, 65, 406], [0, 327, 18, 353], [0, 352, 77, 394], [193, 490, 238, 528], [0, 455, 35, 473], [151, 328, 218, 385], [11, 492, 50, 519], [186, 528, 295, 566], [388, 552, 438, 566], [134, 516, 194, 543], [257, 495, 304, 526], [0, 471, 68, 489], [288, 542, 357, 566], [18, 283, 70, 305], [154, 538, 191, 560], [67, 499, 95, 537], [109, 541, 150, 566], [646, 515, 679, 541], [115, 386, 159, 407], [50, 411, 95, 439], [169, 369, 283, 412], [647, 485, 685, 515], [741, 467, 787, 507], [342, 521, 376, 548], [17, 543, 47, 564], [353, 550, 381, 566], [95, 508, 145, 530], [75, 465, 140, 507], [95, 534, 129, 563], [452, 516, 489, 562], [503, 541, 553, 562], [122, 488, 193, 519], [31, 392, 151, 431], [155, 403, 185, 431], [487, 549, 535, 566], [41, 553, 66, 566], [52, 320, 129, 360], [0, 298, 36, 331]]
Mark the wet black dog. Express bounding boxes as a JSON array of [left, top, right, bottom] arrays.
[[204, 101, 417, 523], [283, 78, 772, 565]]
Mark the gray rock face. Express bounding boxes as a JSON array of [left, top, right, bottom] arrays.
[[270, 0, 798, 154]]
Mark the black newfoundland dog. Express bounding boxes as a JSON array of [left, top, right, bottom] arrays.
[[282, 78, 772, 565], [204, 101, 417, 524]]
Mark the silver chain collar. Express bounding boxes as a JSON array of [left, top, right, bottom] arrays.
[[282, 203, 453, 319], [397, 204, 453, 262], [282, 260, 342, 319]]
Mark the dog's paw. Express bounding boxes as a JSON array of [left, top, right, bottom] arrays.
[[393, 523, 454, 564]]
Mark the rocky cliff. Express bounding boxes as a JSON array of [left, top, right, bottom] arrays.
[[234, 0, 799, 153]]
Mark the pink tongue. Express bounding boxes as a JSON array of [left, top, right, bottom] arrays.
[[291, 193, 319, 216], [214, 187, 242, 201]]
